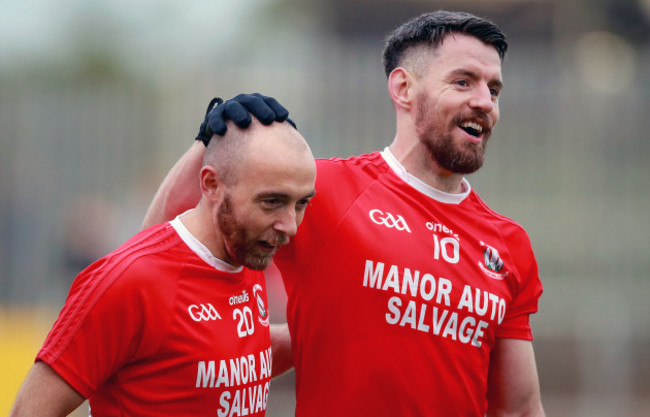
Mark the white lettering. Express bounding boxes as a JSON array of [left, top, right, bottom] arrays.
[[229, 358, 241, 386], [498, 299, 506, 324], [417, 303, 429, 332], [399, 300, 417, 329], [401, 268, 419, 297], [442, 312, 459, 340], [436, 278, 452, 306], [458, 316, 476, 344], [432, 306, 448, 335], [363, 260, 384, 289], [230, 389, 241, 416], [457, 285, 474, 313], [382, 265, 400, 293], [218, 392, 231, 417], [385, 298, 490, 348], [419, 274, 435, 301], [196, 361, 215, 388], [472, 321, 489, 347], [475, 288, 489, 316], [386, 296, 401, 324], [489, 294, 500, 320], [217, 360, 229, 387]]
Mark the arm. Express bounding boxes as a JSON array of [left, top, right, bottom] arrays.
[[10, 361, 85, 417], [141, 141, 205, 229], [486, 339, 545, 417], [270, 323, 294, 377]]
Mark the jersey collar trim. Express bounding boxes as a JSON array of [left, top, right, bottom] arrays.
[[380, 147, 471, 205], [170, 211, 244, 273]]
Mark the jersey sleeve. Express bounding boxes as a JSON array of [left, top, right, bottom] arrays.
[[37, 251, 179, 397], [495, 226, 543, 340]]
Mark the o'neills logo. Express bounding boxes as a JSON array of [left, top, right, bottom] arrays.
[[369, 209, 411, 233], [229, 290, 249, 306], [253, 284, 269, 327]]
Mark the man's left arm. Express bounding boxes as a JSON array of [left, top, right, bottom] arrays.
[[486, 338, 545, 417]]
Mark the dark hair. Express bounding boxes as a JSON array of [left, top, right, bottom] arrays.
[[382, 10, 508, 78]]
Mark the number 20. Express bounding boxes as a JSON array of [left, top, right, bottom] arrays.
[[233, 306, 254, 338]]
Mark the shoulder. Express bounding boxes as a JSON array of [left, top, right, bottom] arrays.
[[69, 224, 187, 306], [466, 190, 531, 239], [314, 151, 388, 194], [316, 151, 387, 175]]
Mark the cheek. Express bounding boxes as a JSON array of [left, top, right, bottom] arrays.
[[295, 211, 306, 227], [244, 212, 276, 236]]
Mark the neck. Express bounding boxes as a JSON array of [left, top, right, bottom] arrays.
[[179, 202, 227, 261], [388, 138, 465, 194]]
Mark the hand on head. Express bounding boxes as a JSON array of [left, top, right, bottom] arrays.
[[196, 93, 296, 146]]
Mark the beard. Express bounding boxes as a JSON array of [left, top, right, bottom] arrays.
[[415, 95, 490, 174], [217, 194, 288, 271]]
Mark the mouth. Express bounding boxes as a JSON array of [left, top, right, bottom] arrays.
[[257, 236, 288, 253], [459, 120, 484, 138], [258, 241, 277, 252]]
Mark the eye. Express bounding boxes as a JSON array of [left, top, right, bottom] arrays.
[[261, 198, 282, 210], [296, 198, 311, 211], [489, 88, 500, 98], [455, 79, 469, 87]]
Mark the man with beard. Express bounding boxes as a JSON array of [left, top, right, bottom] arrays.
[[10, 119, 316, 417], [141, 11, 544, 417]]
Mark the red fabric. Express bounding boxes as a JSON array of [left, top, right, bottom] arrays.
[[38, 223, 272, 416], [275, 151, 543, 416]]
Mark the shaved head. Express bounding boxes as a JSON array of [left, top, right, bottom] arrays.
[[203, 120, 310, 186]]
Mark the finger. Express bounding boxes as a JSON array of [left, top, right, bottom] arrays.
[[224, 101, 252, 128], [207, 105, 228, 136], [236, 94, 275, 125], [204, 97, 223, 117], [261, 96, 290, 122]]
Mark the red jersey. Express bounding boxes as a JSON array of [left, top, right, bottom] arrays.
[[274, 149, 543, 416], [37, 216, 272, 417]]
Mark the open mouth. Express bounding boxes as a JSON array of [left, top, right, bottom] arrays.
[[258, 241, 276, 252], [459, 121, 484, 138]]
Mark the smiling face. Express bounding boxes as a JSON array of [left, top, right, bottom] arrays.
[[412, 34, 503, 174], [208, 122, 316, 270]]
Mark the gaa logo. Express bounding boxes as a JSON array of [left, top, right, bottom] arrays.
[[188, 303, 222, 322], [369, 209, 411, 233]]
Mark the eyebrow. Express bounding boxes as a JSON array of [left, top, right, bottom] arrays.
[[449, 68, 503, 91], [256, 190, 316, 201]]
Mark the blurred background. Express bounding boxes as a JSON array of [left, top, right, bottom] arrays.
[[1, 0, 649, 415]]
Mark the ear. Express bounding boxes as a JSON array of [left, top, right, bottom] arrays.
[[199, 165, 221, 201], [388, 67, 416, 111]]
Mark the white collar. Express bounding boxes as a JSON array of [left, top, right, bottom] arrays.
[[170, 210, 244, 273], [380, 147, 471, 205]]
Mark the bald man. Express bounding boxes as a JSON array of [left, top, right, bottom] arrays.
[[10, 120, 316, 417]]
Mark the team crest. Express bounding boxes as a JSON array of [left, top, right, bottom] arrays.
[[253, 284, 270, 327], [477, 242, 509, 280]]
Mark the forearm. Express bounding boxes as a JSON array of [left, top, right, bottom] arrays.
[[270, 323, 294, 377], [142, 141, 205, 229]]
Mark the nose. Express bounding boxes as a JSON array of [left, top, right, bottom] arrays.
[[273, 208, 299, 238], [468, 85, 495, 114]]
